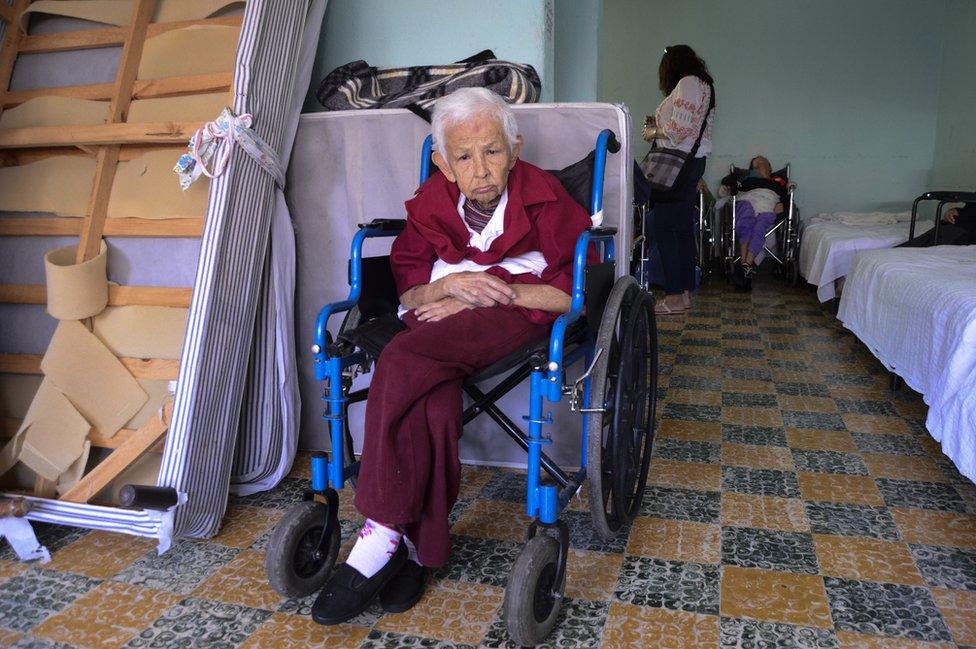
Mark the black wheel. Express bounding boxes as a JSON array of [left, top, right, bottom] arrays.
[[265, 500, 339, 597], [503, 535, 563, 647], [787, 259, 800, 287], [587, 276, 658, 540]]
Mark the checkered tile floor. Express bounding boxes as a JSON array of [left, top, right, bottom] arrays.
[[1, 282, 975, 648]]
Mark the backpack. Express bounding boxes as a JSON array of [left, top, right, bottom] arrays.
[[315, 50, 541, 112]]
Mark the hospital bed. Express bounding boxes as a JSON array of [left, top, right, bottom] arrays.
[[799, 213, 916, 302], [837, 245, 976, 483]]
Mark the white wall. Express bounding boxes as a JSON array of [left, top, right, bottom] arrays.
[[305, 0, 552, 110]]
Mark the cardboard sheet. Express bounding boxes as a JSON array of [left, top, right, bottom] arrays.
[[20, 0, 245, 31], [99, 452, 161, 503], [41, 321, 148, 438], [125, 379, 173, 430], [107, 148, 210, 218], [92, 306, 188, 360], [127, 93, 227, 123], [57, 440, 91, 496], [138, 25, 239, 80], [0, 96, 108, 130], [0, 374, 44, 476], [0, 156, 96, 216], [0, 433, 26, 478], [0, 374, 44, 419], [44, 241, 109, 320], [155, 0, 245, 22], [19, 380, 90, 481]]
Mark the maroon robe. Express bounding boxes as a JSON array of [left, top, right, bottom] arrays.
[[354, 159, 593, 567]]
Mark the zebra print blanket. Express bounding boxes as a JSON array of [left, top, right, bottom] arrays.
[[315, 50, 541, 111]]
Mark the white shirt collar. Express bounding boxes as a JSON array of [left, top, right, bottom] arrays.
[[456, 189, 509, 251]]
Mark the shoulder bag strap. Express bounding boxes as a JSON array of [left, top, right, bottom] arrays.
[[685, 82, 715, 159]]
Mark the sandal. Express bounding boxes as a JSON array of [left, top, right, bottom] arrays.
[[655, 301, 687, 315]]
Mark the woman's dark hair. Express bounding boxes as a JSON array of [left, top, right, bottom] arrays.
[[658, 45, 713, 96]]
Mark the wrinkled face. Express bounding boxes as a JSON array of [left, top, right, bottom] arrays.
[[433, 115, 521, 208], [751, 156, 772, 178]]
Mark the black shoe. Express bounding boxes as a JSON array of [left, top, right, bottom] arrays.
[[379, 559, 428, 613], [311, 542, 407, 625]]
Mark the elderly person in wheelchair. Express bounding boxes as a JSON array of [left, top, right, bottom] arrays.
[[721, 155, 796, 281], [311, 88, 595, 625]]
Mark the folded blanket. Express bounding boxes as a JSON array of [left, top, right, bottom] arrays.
[[813, 211, 912, 226]]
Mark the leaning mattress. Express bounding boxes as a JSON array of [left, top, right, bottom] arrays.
[[286, 103, 634, 469]]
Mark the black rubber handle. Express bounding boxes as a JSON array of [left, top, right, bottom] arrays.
[[359, 218, 407, 232], [118, 485, 179, 510]]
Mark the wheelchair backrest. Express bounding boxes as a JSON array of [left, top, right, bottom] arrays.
[[351, 256, 401, 320], [729, 162, 790, 182], [584, 262, 615, 332]]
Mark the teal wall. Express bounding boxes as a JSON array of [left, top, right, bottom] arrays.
[[600, 0, 947, 217], [554, 0, 601, 102], [305, 0, 552, 111], [932, 0, 976, 189]]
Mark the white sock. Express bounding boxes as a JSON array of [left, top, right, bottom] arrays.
[[346, 519, 402, 578], [403, 535, 422, 565]]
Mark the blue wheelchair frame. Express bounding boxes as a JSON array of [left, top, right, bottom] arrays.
[[308, 129, 620, 528]]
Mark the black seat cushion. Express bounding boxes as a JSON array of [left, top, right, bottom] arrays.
[[337, 314, 406, 359], [337, 315, 587, 388]]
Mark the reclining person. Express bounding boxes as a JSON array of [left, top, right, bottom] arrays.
[[899, 202, 976, 247], [722, 155, 792, 278], [312, 87, 594, 625]]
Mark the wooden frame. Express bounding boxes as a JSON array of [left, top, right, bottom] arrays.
[[0, 1, 239, 503]]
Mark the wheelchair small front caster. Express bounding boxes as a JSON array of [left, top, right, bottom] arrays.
[[503, 532, 566, 646], [265, 494, 341, 598]]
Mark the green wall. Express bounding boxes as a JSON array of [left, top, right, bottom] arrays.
[[932, 0, 976, 189], [305, 0, 551, 111], [600, 0, 947, 216], [554, 0, 601, 102]]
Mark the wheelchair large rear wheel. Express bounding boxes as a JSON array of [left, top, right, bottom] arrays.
[[265, 500, 340, 597], [503, 534, 563, 647], [587, 276, 658, 540]]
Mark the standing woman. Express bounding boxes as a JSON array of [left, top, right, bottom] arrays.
[[643, 45, 715, 314]]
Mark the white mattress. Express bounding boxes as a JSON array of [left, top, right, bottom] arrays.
[[837, 246, 976, 482], [799, 218, 917, 302]]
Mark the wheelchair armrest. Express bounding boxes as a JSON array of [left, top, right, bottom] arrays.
[[918, 191, 976, 203], [545, 226, 618, 398], [314, 222, 406, 379], [359, 218, 406, 233], [588, 226, 618, 238]]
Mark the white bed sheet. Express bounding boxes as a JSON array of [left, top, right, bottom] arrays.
[[837, 246, 976, 482], [799, 218, 918, 302]]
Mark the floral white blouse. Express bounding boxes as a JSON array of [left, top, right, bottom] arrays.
[[654, 75, 714, 157]]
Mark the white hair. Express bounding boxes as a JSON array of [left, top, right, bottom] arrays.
[[431, 87, 519, 156]]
